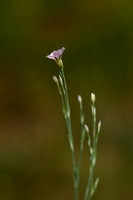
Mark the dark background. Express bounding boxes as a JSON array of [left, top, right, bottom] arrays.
[[0, 0, 133, 200]]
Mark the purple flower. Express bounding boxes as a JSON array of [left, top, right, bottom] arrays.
[[46, 47, 65, 60], [46, 47, 65, 68]]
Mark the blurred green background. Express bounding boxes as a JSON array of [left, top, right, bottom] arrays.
[[0, 0, 133, 200]]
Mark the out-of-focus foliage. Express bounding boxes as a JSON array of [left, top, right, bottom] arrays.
[[0, 0, 133, 200]]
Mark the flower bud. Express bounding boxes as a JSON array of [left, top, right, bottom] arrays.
[[91, 93, 95, 104], [53, 76, 58, 83], [59, 75, 63, 85], [78, 95, 82, 103], [84, 124, 89, 133], [98, 121, 101, 133]]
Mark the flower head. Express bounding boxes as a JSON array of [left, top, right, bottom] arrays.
[[46, 47, 65, 68]]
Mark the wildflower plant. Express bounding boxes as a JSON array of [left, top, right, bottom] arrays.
[[47, 47, 101, 200]]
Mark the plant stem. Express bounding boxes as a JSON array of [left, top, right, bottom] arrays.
[[60, 68, 78, 200], [77, 96, 85, 190], [84, 104, 97, 200], [54, 68, 100, 200]]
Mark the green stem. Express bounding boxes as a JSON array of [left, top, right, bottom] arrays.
[[60, 68, 78, 200], [84, 163, 94, 200], [77, 97, 85, 189], [84, 105, 97, 200]]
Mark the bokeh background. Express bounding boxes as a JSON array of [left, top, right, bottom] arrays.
[[0, 0, 133, 200]]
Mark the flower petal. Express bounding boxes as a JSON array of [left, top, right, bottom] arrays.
[[61, 47, 65, 54], [46, 53, 56, 60]]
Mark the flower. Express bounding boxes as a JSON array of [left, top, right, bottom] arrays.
[[46, 47, 65, 60], [46, 47, 65, 68]]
